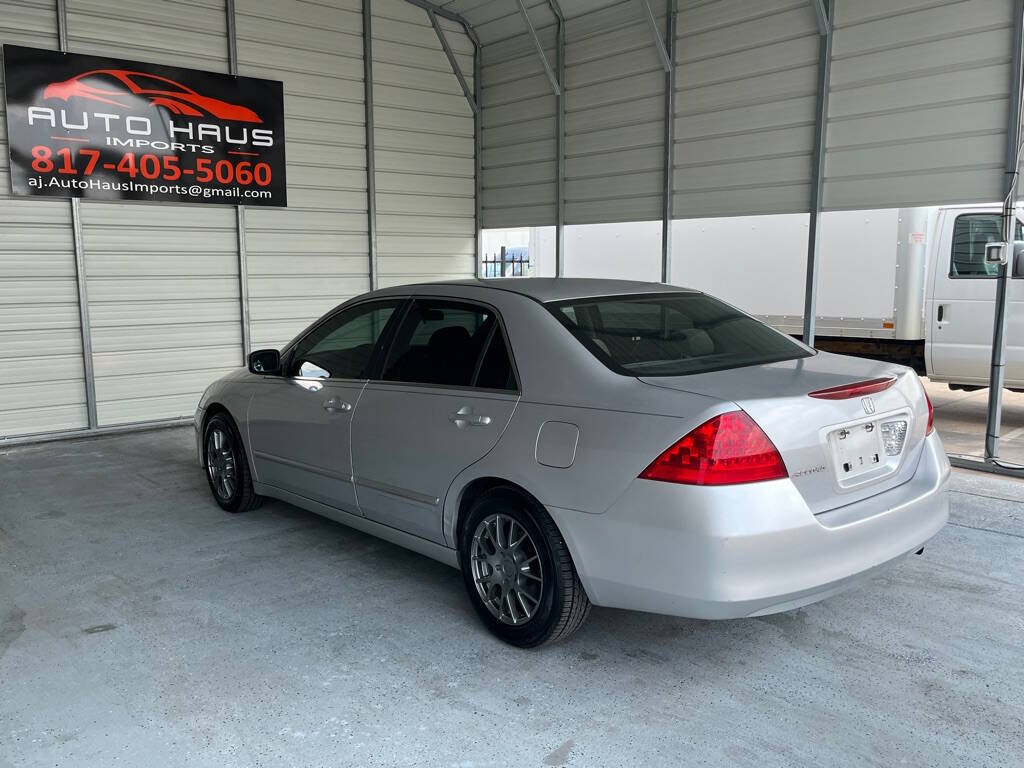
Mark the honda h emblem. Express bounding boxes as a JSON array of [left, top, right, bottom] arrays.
[[861, 397, 875, 414]]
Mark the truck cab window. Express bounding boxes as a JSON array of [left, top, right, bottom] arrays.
[[950, 214, 1024, 278]]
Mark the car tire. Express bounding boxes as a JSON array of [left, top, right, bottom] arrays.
[[459, 487, 590, 647], [203, 412, 262, 514]]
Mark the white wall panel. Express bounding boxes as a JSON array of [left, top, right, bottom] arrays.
[[65, 0, 240, 426], [373, 0, 476, 286], [0, 1, 87, 438], [824, 0, 1013, 209], [238, 0, 370, 349]]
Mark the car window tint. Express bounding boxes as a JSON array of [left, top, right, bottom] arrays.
[[549, 293, 811, 377], [475, 329, 516, 390], [288, 301, 400, 379], [382, 300, 499, 388], [950, 214, 1024, 278]]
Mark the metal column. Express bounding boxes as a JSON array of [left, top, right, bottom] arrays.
[[660, 0, 677, 283], [225, 0, 251, 358], [473, 29, 483, 276], [551, 1, 566, 276], [983, 0, 1024, 461], [56, 0, 98, 430], [363, 0, 379, 291], [802, 0, 833, 348]]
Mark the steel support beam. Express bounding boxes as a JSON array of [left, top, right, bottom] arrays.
[[660, 0, 677, 283], [638, 0, 672, 73], [983, 0, 1024, 461], [363, 0, 379, 290], [802, 0, 833, 348], [428, 9, 478, 115], [56, 0, 99, 430], [550, 0, 566, 276], [810, 0, 829, 35], [473, 28, 483, 275], [515, 0, 560, 96], [226, 0, 251, 357]]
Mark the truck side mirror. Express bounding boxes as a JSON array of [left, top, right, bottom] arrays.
[[248, 348, 281, 375], [985, 241, 1008, 265]]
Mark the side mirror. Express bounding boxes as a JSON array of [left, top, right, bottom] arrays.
[[248, 349, 281, 375], [985, 240, 1008, 266]]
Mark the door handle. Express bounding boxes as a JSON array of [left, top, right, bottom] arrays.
[[937, 304, 945, 322], [449, 406, 492, 428], [322, 398, 352, 414]]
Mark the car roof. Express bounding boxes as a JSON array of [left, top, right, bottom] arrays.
[[371, 278, 699, 303]]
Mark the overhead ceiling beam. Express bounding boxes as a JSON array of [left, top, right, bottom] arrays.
[[637, 0, 672, 72], [515, 0, 561, 96], [428, 9, 479, 115], [811, 0, 829, 35]]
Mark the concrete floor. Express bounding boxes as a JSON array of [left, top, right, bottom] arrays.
[[926, 377, 1024, 464], [1, 428, 1021, 768]]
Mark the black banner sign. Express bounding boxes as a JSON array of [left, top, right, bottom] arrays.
[[1, 45, 287, 206]]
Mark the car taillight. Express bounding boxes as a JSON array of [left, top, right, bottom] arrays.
[[639, 411, 788, 486]]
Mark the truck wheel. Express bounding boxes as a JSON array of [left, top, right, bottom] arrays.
[[459, 487, 590, 647]]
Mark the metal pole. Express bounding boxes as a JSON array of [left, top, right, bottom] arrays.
[[984, 0, 1024, 460], [802, 0, 833, 347], [225, 0, 251, 357], [514, 0, 560, 96], [473, 33, 483, 276], [552, 1, 566, 276], [56, 0, 99, 430], [363, 0, 379, 291], [660, 0, 677, 283]]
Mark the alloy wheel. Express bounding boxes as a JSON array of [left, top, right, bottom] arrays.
[[470, 513, 544, 625], [206, 427, 237, 501]]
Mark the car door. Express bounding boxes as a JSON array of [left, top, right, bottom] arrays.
[[351, 298, 520, 544], [928, 211, 1024, 385], [247, 299, 404, 513]]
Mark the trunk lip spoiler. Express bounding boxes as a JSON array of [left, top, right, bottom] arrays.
[[807, 376, 897, 400]]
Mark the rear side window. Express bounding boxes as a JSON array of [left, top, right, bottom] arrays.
[[950, 213, 1023, 278], [381, 299, 517, 390], [549, 293, 811, 377]]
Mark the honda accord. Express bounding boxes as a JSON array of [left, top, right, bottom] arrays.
[[196, 279, 949, 647]]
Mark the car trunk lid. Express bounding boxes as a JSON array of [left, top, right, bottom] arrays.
[[640, 352, 930, 514]]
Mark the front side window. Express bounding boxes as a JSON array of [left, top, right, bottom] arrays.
[[381, 299, 517, 390], [549, 292, 811, 377], [287, 300, 401, 379], [950, 214, 1024, 278]]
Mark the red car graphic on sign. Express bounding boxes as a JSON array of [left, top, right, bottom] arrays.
[[43, 69, 262, 123]]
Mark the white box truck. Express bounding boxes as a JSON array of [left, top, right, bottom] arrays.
[[675, 205, 1024, 390]]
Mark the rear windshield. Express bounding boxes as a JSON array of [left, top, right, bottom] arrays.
[[548, 292, 812, 377]]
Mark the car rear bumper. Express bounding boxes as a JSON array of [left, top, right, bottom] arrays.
[[548, 432, 950, 619]]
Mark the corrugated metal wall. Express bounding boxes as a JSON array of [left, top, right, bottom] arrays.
[[0, 0, 477, 441], [481, 11, 557, 228], [565, 2, 666, 224], [673, 0, 819, 218], [237, 0, 370, 350], [825, 0, 1013, 209], [66, 0, 241, 426], [372, 0, 476, 287], [0, 1, 86, 438]]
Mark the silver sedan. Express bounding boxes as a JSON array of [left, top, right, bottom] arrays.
[[196, 279, 949, 647]]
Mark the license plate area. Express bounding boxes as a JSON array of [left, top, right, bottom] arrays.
[[829, 421, 885, 483]]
